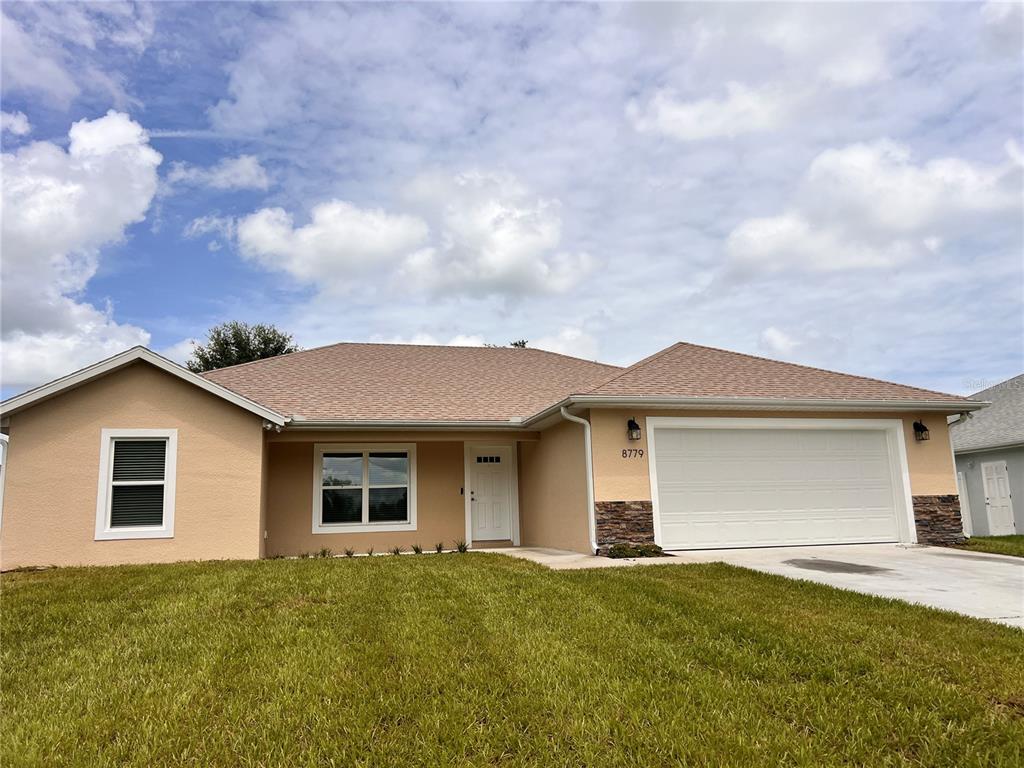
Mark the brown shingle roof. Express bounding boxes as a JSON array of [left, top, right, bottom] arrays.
[[584, 342, 970, 404], [201, 340, 970, 424], [202, 343, 621, 422]]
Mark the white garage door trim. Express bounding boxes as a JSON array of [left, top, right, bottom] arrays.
[[646, 417, 917, 548]]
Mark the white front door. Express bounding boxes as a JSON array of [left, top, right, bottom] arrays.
[[982, 461, 1016, 535], [470, 446, 513, 541]]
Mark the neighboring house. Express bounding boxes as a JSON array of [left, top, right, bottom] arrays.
[[0, 342, 985, 569], [950, 374, 1023, 537]]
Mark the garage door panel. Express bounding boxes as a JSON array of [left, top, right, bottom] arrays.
[[653, 426, 902, 549]]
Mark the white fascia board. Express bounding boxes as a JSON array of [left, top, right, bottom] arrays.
[[523, 395, 988, 426], [0, 346, 288, 425], [285, 419, 527, 431]]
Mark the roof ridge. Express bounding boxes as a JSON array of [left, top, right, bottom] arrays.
[[657, 341, 966, 400], [202, 339, 620, 378], [511, 345, 622, 371], [586, 340, 966, 401], [584, 342, 684, 393]]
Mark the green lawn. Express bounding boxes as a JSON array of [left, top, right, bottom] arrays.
[[3, 555, 1022, 767], [959, 534, 1024, 559]]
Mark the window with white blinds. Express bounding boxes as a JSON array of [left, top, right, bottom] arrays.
[[95, 429, 177, 540], [110, 440, 167, 527]]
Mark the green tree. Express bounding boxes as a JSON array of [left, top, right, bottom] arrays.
[[509, 339, 528, 348], [186, 321, 299, 373]]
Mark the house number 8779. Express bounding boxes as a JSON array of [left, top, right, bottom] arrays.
[[621, 449, 644, 459]]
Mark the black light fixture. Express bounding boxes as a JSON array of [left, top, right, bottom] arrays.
[[913, 420, 930, 441], [627, 417, 642, 441]]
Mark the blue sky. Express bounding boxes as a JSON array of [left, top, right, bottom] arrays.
[[2, 1, 1022, 399]]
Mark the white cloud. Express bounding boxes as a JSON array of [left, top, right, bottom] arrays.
[[230, 170, 592, 299], [158, 339, 197, 366], [757, 12, 891, 87], [371, 333, 486, 347], [1, 111, 161, 388], [623, 5, 920, 142], [758, 325, 847, 366], [1, 3, 1007, 397], [800, 140, 1020, 234], [759, 326, 800, 356], [727, 140, 1021, 273], [727, 213, 916, 272], [236, 201, 429, 291], [184, 214, 237, 241], [1, 13, 78, 106], [167, 154, 270, 191], [627, 83, 793, 142], [1, 111, 31, 136], [532, 327, 599, 361], [400, 170, 593, 295], [0, 3, 153, 107], [980, 2, 1023, 55]]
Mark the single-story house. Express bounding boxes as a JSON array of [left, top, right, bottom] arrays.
[[950, 374, 1022, 537], [0, 341, 985, 569]]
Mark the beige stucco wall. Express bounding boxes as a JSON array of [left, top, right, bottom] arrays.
[[0, 362, 266, 569], [589, 408, 958, 503], [265, 435, 503, 555], [518, 419, 591, 553]]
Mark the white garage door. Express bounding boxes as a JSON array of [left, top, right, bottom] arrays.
[[652, 423, 904, 549]]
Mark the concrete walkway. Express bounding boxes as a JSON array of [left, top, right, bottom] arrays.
[[492, 544, 1024, 627]]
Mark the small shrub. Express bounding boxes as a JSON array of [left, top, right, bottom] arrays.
[[434, 542, 444, 553], [343, 548, 355, 558], [604, 543, 666, 559], [455, 540, 469, 553], [366, 547, 374, 557], [299, 552, 311, 559], [390, 546, 403, 556], [316, 547, 334, 559], [412, 544, 423, 554], [636, 543, 666, 557]]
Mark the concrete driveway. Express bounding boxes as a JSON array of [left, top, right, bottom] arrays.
[[669, 544, 1024, 628]]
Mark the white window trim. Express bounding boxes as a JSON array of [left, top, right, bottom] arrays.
[[312, 443, 417, 534], [95, 428, 177, 541], [644, 417, 917, 547]]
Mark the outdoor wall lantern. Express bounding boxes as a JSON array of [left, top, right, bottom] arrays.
[[627, 417, 642, 441], [912, 420, 930, 441]]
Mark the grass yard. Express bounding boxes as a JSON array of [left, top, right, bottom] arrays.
[[958, 534, 1024, 559], [3, 554, 1022, 767]]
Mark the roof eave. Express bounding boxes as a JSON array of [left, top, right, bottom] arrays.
[[283, 419, 530, 431], [953, 439, 1024, 455], [524, 395, 988, 425], [0, 346, 288, 426]]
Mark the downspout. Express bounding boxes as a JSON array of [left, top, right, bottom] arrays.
[[0, 433, 7, 532], [560, 406, 598, 555]]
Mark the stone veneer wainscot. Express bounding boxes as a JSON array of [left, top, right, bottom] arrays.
[[595, 500, 655, 552], [912, 495, 967, 546], [595, 495, 968, 555]]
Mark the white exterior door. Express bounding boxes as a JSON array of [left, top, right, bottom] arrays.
[[957, 471, 973, 537], [982, 461, 1016, 535], [470, 446, 513, 541], [651, 422, 905, 550]]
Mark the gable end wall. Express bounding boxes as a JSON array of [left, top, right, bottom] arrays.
[[1, 362, 265, 569]]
